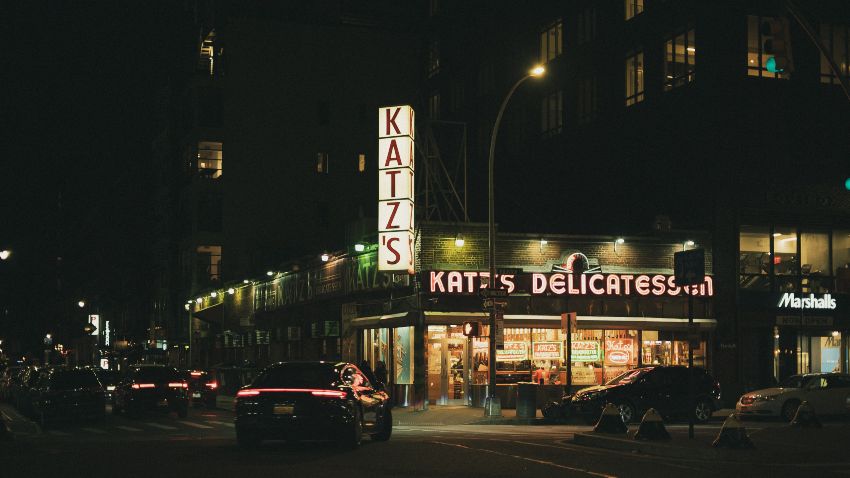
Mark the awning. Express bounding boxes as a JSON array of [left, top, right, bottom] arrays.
[[193, 302, 223, 325], [350, 312, 411, 328]]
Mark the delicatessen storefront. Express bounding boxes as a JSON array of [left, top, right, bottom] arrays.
[[356, 268, 715, 408]]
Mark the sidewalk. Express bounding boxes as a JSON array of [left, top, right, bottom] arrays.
[[573, 420, 850, 464], [393, 405, 734, 426]]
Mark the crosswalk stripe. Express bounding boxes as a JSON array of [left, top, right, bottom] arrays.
[[81, 427, 107, 434], [179, 421, 213, 429], [206, 420, 235, 428], [145, 422, 177, 430], [48, 430, 71, 436], [115, 426, 142, 432]]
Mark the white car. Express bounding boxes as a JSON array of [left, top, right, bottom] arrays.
[[737, 373, 850, 421]]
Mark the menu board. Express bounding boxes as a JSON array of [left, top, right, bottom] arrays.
[[604, 338, 634, 366], [533, 341, 562, 360], [496, 341, 528, 362], [571, 340, 601, 362]]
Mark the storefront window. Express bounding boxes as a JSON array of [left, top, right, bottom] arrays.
[[603, 330, 638, 383], [571, 330, 603, 385], [774, 227, 799, 292], [642, 331, 707, 368], [739, 225, 770, 290], [801, 231, 830, 293], [393, 326, 414, 385], [362, 328, 389, 370], [833, 230, 850, 293]]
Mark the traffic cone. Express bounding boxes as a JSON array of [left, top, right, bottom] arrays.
[[790, 401, 822, 428], [593, 403, 628, 434], [712, 413, 754, 449], [634, 408, 670, 441]]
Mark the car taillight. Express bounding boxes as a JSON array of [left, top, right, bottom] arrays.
[[168, 382, 188, 388], [205, 381, 218, 389], [236, 389, 260, 397], [132, 383, 156, 389], [310, 390, 347, 399]]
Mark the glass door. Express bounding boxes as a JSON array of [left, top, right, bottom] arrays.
[[426, 325, 468, 405], [446, 338, 466, 404]]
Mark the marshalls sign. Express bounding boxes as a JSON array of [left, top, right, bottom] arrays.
[[378, 105, 415, 272]]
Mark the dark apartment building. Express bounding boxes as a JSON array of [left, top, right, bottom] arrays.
[[150, 1, 420, 364]]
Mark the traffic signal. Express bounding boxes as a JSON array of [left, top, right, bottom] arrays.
[[760, 17, 794, 73], [463, 321, 481, 337]]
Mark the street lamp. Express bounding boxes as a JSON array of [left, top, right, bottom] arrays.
[[485, 64, 545, 418], [77, 300, 86, 308], [0, 250, 10, 260]]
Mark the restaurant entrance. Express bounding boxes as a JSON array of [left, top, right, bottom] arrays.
[[427, 325, 467, 405]]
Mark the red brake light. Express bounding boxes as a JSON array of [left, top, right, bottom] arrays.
[[168, 382, 188, 388], [132, 383, 155, 389], [237, 389, 260, 397], [205, 381, 218, 389], [310, 390, 347, 399]]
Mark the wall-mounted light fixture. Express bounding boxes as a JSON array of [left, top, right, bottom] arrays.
[[195, 298, 203, 304], [354, 243, 365, 252], [243, 279, 250, 284], [77, 300, 86, 309], [266, 271, 274, 277], [614, 237, 625, 253], [455, 233, 465, 248], [321, 253, 330, 262], [227, 288, 235, 295], [210, 291, 217, 298]]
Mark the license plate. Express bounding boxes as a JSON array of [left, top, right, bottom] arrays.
[[273, 405, 294, 415], [158, 399, 168, 406], [192, 392, 201, 398]]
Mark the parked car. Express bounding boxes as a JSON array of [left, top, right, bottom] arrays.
[[234, 361, 392, 448], [30, 367, 106, 427], [93, 369, 121, 401], [112, 365, 189, 418], [557, 366, 721, 424], [184, 370, 218, 408], [0, 366, 22, 401], [737, 373, 850, 421], [13, 366, 44, 416]]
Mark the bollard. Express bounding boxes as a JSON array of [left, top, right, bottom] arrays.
[[790, 401, 822, 428], [634, 408, 670, 441], [712, 413, 754, 449], [593, 402, 628, 434]]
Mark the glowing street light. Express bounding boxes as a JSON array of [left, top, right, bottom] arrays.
[[0, 250, 10, 260], [77, 300, 86, 308]]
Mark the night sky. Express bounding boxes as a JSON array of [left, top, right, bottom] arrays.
[[2, 2, 188, 354]]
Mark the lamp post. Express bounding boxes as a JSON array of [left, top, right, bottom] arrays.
[[485, 65, 545, 417]]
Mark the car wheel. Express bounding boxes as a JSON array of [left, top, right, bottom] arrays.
[[781, 399, 801, 422], [236, 429, 260, 448], [341, 407, 363, 448], [616, 401, 636, 424], [371, 408, 392, 442], [693, 399, 713, 424]]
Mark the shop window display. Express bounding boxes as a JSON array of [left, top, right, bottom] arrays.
[[739, 225, 770, 290]]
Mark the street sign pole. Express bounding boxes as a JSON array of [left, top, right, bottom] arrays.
[[674, 248, 704, 440], [688, 291, 695, 439]]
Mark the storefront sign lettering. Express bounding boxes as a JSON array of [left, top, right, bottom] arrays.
[[571, 340, 601, 362], [425, 271, 713, 297], [776, 293, 836, 310], [496, 342, 528, 362], [532, 341, 562, 360], [604, 338, 634, 366], [378, 105, 415, 272]]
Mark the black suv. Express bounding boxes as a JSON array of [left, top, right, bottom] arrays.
[[563, 366, 721, 424]]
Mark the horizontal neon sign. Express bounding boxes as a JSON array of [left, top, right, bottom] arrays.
[[425, 271, 713, 297]]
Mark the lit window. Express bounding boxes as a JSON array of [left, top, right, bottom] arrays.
[[197, 141, 222, 179], [576, 75, 597, 124], [540, 90, 563, 136], [747, 16, 791, 79], [198, 30, 216, 76], [663, 29, 696, 90], [625, 51, 645, 106], [358, 154, 366, 173], [429, 92, 440, 119], [577, 8, 595, 45], [819, 23, 849, 85], [540, 19, 563, 63], [317, 153, 329, 174], [428, 40, 440, 76], [196, 245, 222, 282], [625, 0, 644, 20]]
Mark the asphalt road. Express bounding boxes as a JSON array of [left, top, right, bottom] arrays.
[[2, 404, 849, 478]]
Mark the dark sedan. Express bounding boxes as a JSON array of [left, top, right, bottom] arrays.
[[94, 369, 121, 401], [112, 365, 189, 418], [31, 367, 106, 427], [235, 361, 392, 448], [565, 366, 721, 424], [184, 370, 218, 408]]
